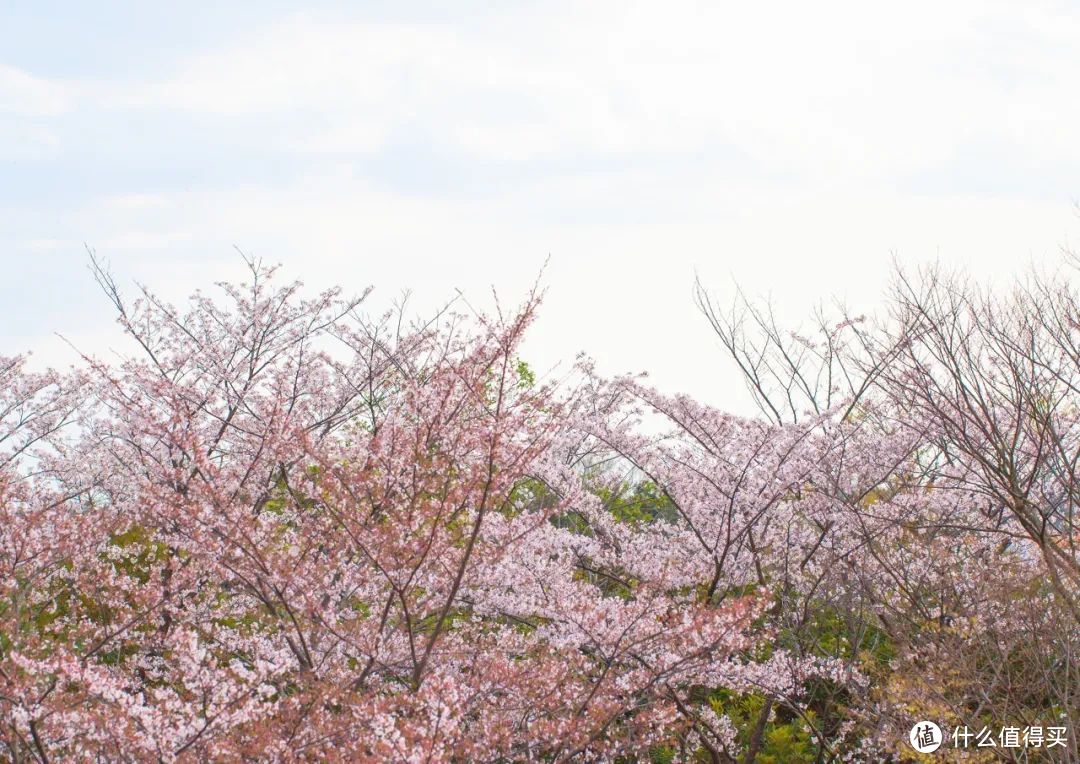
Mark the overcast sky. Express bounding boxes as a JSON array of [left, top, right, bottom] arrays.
[[3, 1, 1080, 413]]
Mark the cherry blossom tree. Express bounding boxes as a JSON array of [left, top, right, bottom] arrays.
[[0, 260, 789, 762], [2, 257, 1077, 762], [695, 264, 1080, 761]]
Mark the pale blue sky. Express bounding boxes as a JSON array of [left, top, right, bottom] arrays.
[[3, 1, 1080, 410]]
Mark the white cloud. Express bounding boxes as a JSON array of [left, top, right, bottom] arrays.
[[0, 63, 69, 116], [111, 1, 1080, 177], [0, 64, 70, 159]]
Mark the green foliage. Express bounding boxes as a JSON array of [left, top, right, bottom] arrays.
[[648, 745, 676, 764], [505, 476, 557, 517], [709, 690, 818, 763], [515, 358, 537, 388], [595, 481, 678, 526], [108, 524, 169, 584]]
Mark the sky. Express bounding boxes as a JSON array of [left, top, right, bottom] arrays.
[[3, 0, 1080, 414]]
